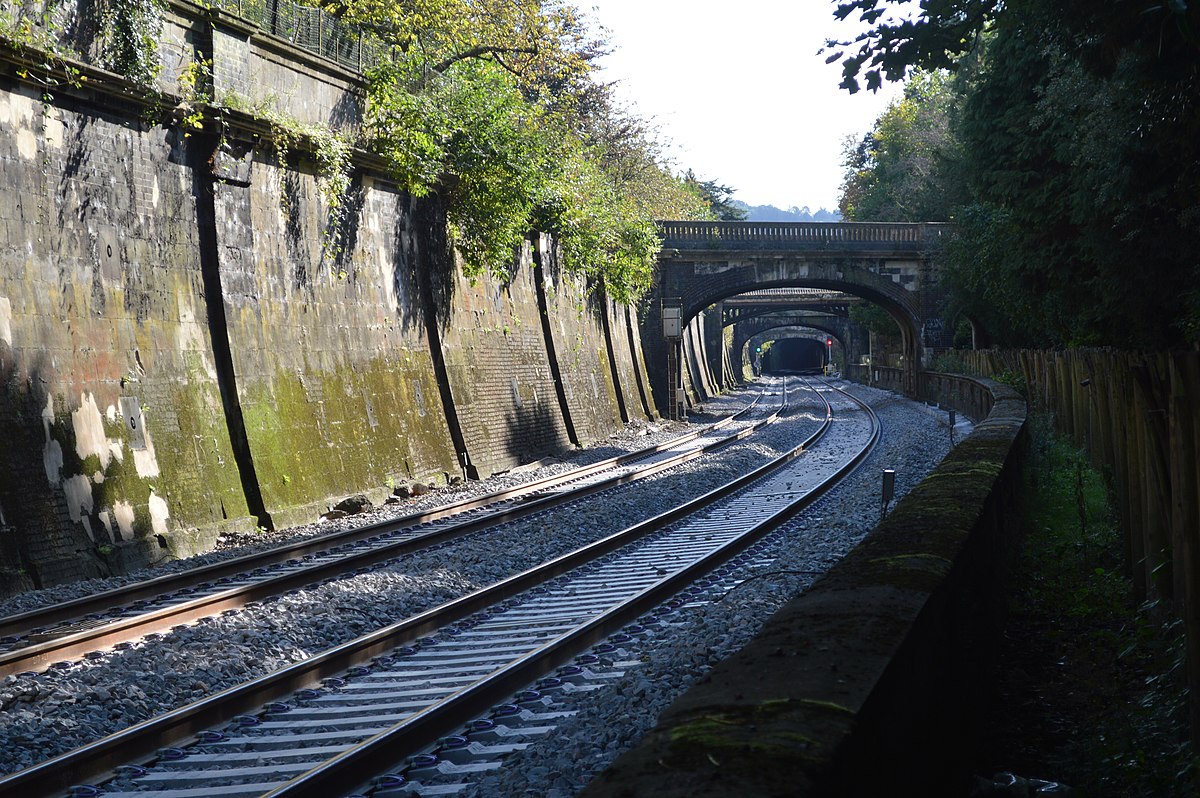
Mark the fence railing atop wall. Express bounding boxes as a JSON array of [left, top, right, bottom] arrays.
[[950, 347, 1200, 738], [656, 221, 947, 252], [1, 0, 386, 75], [210, 0, 386, 72]]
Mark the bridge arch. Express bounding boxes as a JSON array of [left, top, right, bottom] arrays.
[[730, 312, 862, 381], [748, 328, 835, 374], [644, 221, 946, 414]]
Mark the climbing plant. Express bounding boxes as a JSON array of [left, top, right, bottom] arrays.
[[100, 0, 163, 87], [1, 0, 711, 300], [175, 55, 211, 134], [258, 108, 358, 268], [348, 0, 709, 297]]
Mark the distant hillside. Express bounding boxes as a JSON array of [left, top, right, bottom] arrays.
[[733, 202, 841, 222]]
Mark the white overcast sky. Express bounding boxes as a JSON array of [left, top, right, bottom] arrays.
[[586, 1, 905, 212]]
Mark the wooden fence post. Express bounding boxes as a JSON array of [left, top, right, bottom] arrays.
[[1169, 352, 1200, 738]]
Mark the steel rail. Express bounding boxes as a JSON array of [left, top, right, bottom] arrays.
[[274, 380, 880, 798], [0, 378, 885, 798], [0, 385, 790, 679], [0, 392, 764, 644]]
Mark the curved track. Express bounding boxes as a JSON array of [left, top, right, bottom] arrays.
[[0, 379, 878, 798], [0, 383, 798, 679]]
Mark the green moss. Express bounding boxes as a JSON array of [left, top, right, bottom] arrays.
[[241, 353, 456, 520], [791, 698, 854, 715], [868, 552, 952, 575], [164, 373, 252, 526], [665, 700, 847, 776]]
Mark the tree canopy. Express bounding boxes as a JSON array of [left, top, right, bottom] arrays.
[[838, 69, 963, 222], [313, 0, 711, 299], [834, 0, 1200, 348], [682, 171, 748, 221]]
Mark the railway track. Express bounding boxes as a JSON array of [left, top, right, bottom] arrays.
[[0, 377, 878, 798], [0, 381, 800, 680]]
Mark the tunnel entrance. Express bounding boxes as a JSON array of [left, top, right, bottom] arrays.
[[762, 338, 825, 374]]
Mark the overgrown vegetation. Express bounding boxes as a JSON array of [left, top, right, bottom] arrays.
[[830, 0, 1200, 350], [99, 0, 162, 86], [326, 0, 712, 296], [976, 415, 1198, 794], [3, 0, 716, 301]]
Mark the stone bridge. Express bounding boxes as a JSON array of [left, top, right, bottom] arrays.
[[733, 311, 865, 373], [646, 221, 948, 412]]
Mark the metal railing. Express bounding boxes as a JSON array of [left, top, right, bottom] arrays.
[[656, 221, 946, 251], [209, 0, 387, 72]]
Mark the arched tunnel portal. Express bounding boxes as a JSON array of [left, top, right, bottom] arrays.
[[759, 335, 826, 373], [644, 221, 948, 416], [729, 310, 866, 382]]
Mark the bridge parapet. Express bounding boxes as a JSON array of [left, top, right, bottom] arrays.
[[657, 221, 946, 255]]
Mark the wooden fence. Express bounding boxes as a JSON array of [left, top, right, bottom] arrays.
[[951, 348, 1200, 737]]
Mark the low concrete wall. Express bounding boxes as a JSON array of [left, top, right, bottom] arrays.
[[582, 377, 1027, 798]]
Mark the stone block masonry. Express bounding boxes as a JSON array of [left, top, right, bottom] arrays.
[[0, 80, 255, 590], [535, 238, 624, 448], [603, 299, 653, 423], [433, 235, 572, 479], [0, 2, 657, 592]]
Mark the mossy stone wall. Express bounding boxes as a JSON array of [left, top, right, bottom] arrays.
[[213, 163, 459, 529], [536, 242, 623, 446], [603, 299, 652, 422], [0, 8, 651, 593], [0, 82, 254, 593], [433, 236, 572, 478]]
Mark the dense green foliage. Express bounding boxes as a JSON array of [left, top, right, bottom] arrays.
[[100, 0, 163, 86], [833, 0, 1200, 348], [838, 69, 963, 222], [346, 0, 709, 296], [988, 415, 1198, 794]]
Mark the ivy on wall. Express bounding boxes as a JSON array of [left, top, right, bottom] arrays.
[[1, 0, 715, 302], [99, 0, 162, 86], [0, 0, 162, 87]]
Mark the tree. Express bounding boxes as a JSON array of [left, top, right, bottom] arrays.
[[947, 7, 1200, 347], [838, 69, 964, 222], [338, 0, 707, 295], [832, 0, 1200, 348], [682, 170, 748, 221], [826, 0, 998, 93]]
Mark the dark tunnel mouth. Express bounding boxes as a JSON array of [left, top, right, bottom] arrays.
[[760, 338, 828, 373]]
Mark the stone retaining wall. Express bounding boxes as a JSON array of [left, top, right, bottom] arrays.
[[0, 10, 653, 592]]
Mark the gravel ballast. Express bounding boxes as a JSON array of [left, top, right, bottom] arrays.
[[0, 379, 965, 793], [458, 381, 965, 797]]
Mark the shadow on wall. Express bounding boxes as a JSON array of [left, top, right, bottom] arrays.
[[323, 174, 364, 286], [328, 90, 362, 131], [59, 0, 104, 63], [0, 353, 103, 596], [498, 387, 571, 469], [283, 171, 315, 290], [399, 193, 458, 332]]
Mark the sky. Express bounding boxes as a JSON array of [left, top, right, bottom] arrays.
[[585, 1, 905, 212]]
